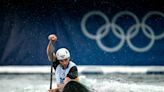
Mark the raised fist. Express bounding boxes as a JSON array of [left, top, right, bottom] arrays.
[[48, 34, 57, 43]]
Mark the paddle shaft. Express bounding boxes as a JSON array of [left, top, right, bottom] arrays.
[[50, 62, 53, 89]]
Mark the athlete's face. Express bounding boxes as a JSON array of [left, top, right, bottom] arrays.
[[59, 58, 69, 69]]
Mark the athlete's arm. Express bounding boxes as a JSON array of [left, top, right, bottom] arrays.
[[65, 66, 79, 83], [47, 34, 57, 62]]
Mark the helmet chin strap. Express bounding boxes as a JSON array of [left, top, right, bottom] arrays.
[[61, 61, 70, 69]]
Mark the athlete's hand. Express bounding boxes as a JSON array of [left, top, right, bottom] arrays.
[[48, 34, 57, 43], [48, 88, 59, 92]]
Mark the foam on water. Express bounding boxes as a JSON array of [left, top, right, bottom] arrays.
[[80, 75, 164, 92], [0, 74, 164, 92], [86, 79, 164, 92]]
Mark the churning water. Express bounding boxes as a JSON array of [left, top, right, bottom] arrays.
[[0, 73, 164, 92]]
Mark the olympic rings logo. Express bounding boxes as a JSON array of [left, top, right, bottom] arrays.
[[81, 11, 164, 52]]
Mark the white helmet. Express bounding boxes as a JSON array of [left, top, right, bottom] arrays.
[[56, 48, 70, 60]]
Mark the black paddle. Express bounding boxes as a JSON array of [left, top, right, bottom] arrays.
[[50, 62, 53, 89]]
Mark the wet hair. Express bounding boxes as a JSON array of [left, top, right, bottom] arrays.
[[62, 81, 90, 92]]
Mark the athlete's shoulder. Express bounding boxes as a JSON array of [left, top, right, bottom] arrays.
[[69, 61, 77, 66]]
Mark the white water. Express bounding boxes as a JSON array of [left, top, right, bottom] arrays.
[[81, 74, 164, 92], [0, 74, 164, 92]]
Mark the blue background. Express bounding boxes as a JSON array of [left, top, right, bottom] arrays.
[[0, 0, 164, 65]]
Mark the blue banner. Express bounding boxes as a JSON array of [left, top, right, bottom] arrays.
[[0, 0, 164, 65]]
